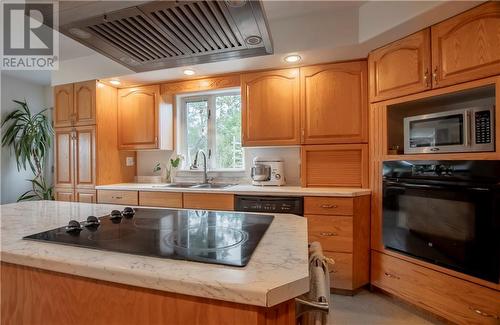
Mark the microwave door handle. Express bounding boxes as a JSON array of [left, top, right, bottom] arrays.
[[464, 110, 471, 147]]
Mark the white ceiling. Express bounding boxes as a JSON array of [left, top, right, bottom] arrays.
[[11, 1, 483, 86]]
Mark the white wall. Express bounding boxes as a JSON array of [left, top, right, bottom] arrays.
[[136, 146, 301, 186], [1, 73, 52, 204]]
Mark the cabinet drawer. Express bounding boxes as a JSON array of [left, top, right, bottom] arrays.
[[139, 191, 182, 208], [183, 193, 234, 211], [371, 251, 500, 324], [304, 197, 353, 216], [325, 251, 353, 290], [97, 190, 138, 205], [306, 215, 352, 252]]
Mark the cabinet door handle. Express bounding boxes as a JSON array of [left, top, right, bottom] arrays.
[[320, 231, 338, 237], [112, 196, 123, 199], [384, 272, 400, 280], [432, 67, 438, 85], [320, 204, 338, 209], [424, 68, 429, 87], [469, 307, 499, 319]]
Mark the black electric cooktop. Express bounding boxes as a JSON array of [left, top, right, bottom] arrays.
[[23, 208, 274, 267]]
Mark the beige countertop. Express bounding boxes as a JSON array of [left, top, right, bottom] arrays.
[[95, 183, 371, 197], [0, 201, 309, 307]]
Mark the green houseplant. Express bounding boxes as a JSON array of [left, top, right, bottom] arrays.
[[1, 99, 54, 201]]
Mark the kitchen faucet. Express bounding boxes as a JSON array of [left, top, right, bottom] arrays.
[[190, 150, 209, 184]]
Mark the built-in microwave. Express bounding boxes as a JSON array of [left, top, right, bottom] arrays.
[[404, 106, 495, 154]]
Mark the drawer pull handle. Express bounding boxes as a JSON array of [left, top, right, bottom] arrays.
[[320, 231, 338, 237], [112, 196, 123, 199], [384, 272, 400, 280], [320, 204, 338, 209], [470, 307, 499, 319]]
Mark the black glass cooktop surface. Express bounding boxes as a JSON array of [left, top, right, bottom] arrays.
[[23, 208, 274, 267]]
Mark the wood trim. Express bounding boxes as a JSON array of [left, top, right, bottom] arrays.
[[183, 193, 235, 211], [54, 127, 75, 189], [0, 262, 295, 325], [74, 125, 96, 189], [139, 191, 183, 208]]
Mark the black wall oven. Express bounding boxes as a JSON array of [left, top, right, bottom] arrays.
[[382, 160, 500, 283]]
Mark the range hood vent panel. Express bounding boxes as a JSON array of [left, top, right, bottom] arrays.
[[61, 0, 273, 72]]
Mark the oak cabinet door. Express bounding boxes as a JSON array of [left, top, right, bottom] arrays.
[[369, 29, 431, 102], [300, 61, 368, 144], [431, 2, 500, 88], [301, 144, 368, 188], [74, 126, 96, 189], [74, 80, 96, 126], [54, 84, 74, 127], [76, 189, 96, 203], [118, 85, 160, 150], [54, 128, 74, 188], [241, 68, 300, 146], [54, 188, 74, 202]]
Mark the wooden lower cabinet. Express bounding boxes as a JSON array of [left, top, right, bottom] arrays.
[[139, 191, 183, 208], [54, 187, 74, 202], [1, 262, 295, 325], [183, 193, 234, 211], [301, 144, 368, 188], [76, 189, 96, 203], [371, 251, 500, 324], [97, 190, 138, 205], [305, 195, 370, 292]]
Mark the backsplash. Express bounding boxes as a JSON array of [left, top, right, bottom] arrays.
[[136, 147, 301, 185]]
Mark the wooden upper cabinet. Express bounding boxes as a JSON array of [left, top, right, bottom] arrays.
[[54, 84, 74, 128], [300, 61, 368, 144], [74, 126, 96, 189], [241, 68, 300, 146], [118, 85, 161, 150], [73, 80, 96, 126], [54, 127, 74, 189], [431, 2, 500, 88], [369, 29, 431, 102]]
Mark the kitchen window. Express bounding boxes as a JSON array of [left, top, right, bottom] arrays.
[[178, 89, 243, 170]]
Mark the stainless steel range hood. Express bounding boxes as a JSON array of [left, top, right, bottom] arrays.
[[60, 0, 273, 72]]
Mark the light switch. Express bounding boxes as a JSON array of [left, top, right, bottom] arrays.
[[126, 157, 135, 167]]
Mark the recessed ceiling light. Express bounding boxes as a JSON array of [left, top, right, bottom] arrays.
[[68, 28, 91, 39], [109, 79, 121, 85], [183, 69, 195, 76], [284, 55, 301, 63]]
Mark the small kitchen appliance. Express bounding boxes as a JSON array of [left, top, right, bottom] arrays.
[[250, 157, 285, 186], [403, 106, 495, 154]]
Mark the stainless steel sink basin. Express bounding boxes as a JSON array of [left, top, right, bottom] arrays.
[[151, 183, 196, 188], [190, 183, 236, 189]]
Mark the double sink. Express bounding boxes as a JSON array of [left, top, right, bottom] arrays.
[[151, 183, 236, 189]]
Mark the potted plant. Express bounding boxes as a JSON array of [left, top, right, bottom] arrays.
[[153, 155, 182, 183], [1, 100, 53, 201]]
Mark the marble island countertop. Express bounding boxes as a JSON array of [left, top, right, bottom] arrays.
[[0, 201, 309, 307], [96, 183, 371, 197]]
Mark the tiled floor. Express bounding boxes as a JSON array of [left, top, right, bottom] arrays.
[[327, 290, 444, 325]]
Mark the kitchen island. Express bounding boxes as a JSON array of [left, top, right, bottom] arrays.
[[0, 201, 309, 325]]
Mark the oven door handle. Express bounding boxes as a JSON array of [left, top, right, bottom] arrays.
[[384, 181, 490, 192]]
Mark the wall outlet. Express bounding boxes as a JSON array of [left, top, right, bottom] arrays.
[[126, 157, 135, 167]]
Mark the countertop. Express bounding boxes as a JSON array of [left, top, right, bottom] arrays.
[[95, 183, 371, 197], [0, 201, 309, 307]]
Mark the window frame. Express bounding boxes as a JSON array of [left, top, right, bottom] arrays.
[[177, 88, 243, 171]]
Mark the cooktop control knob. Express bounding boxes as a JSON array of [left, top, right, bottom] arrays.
[[110, 210, 123, 222], [122, 207, 135, 218], [85, 216, 100, 228], [66, 220, 82, 233]]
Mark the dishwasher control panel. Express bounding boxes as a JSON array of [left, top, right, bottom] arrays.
[[234, 195, 303, 216]]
